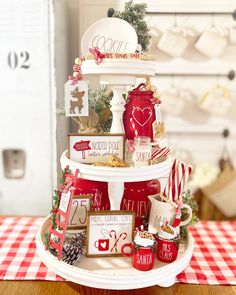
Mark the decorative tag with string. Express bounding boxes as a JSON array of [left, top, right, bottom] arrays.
[[64, 58, 89, 117]]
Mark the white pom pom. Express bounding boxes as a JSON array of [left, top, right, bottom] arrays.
[[153, 92, 159, 98], [151, 85, 157, 92], [145, 84, 151, 91], [75, 58, 80, 65], [73, 72, 78, 77]]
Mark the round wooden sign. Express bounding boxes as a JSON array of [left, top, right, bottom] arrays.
[[81, 18, 138, 57]]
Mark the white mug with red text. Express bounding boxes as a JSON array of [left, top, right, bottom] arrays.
[[148, 194, 192, 234]]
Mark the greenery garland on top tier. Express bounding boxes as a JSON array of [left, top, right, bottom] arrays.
[[112, 1, 151, 52]]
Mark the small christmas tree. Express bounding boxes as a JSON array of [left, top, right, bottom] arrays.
[[112, 1, 151, 52]]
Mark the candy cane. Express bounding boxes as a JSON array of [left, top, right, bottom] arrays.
[[180, 164, 193, 197], [175, 160, 185, 201], [164, 159, 176, 201], [164, 159, 193, 202], [110, 232, 127, 253], [151, 147, 171, 159], [109, 230, 117, 253]]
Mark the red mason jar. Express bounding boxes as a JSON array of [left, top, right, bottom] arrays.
[[121, 179, 160, 227], [123, 83, 156, 141]]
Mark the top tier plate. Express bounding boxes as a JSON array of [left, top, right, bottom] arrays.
[[61, 150, 172, 182], [81, 59, 157, 77]]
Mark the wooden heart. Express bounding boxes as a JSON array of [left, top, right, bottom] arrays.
[[132, 107, 153, 126]]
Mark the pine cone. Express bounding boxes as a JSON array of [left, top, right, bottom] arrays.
[[62, 231, 86, 265]]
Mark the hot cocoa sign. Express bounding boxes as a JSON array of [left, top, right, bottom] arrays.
[[86, 210, 135, 257], [81, 18, 138, 57], [68, 133, 125, 164]]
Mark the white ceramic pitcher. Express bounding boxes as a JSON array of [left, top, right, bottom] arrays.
[[148, 194, 192, 234]]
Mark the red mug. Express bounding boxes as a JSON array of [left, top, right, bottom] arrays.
[[94, 238, 110, 251], [121, 242, 156, 271], [156, 235, 180, 263]]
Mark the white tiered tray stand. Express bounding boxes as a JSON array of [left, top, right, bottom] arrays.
[[36, 154, 194, 289], [36, 60, 194, 289], [60, 151, 173, 210], [36, 215, 194, 289], [81, 59, 157, 134]]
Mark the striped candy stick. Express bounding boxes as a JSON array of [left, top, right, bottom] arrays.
[[151, 147, 171, 160], [176, 162, 193, 201], [164, 159, 177, 202], [175, 160, 186, 201], [164, 159, 193, 202]]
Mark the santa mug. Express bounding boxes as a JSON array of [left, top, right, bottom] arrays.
[[148, 194, 192, 234], [121, 242, 156, 271]]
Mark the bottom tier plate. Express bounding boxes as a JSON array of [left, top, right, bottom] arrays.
[[36, 216, 194, 290]]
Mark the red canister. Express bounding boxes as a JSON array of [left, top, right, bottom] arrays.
[[121, 179, 160, 227], [64, 172, 110, 211], [123, 83, 156, 141]]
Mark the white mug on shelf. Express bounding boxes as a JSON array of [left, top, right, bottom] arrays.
[[194, 27, 228, 58], [229, 26, 236, 45], [161, 87, 193, 116], [198, 85, 232, 116], [157, 26, 191, 57], [147, 26, 162, 55]]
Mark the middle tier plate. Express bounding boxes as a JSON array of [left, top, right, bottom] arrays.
[[60, 150, 173, 182]]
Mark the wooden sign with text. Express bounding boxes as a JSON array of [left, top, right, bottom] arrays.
[[86, 210, 135, 257], [81, 18, 138, 57], [67, 194, 91, 229], [68, 133, 125, 164]]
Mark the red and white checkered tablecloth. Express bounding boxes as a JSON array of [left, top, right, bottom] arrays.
[[1, 216, 236, 285]]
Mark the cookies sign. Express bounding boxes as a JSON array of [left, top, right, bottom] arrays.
[[86, 210, 135, 257], [68, 133, 125, 164], [81, 18, 138, 57]]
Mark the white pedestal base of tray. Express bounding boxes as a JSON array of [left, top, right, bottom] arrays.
[[81, 59, 156, 133], [61, 151, 172, 210], [36, 216, 194, 290]]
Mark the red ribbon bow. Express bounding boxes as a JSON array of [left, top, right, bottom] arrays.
[[127, 140, 135, 152], [89, 47, 105, 65], [69, 64, 82, 85], [151, 97, 161, 104]]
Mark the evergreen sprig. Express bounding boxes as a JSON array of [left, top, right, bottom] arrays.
[[88, 86, 113, 132], [180, 190, 199, 241], [113, 1, 151, 52]]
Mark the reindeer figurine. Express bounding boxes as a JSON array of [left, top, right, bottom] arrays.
[[70, 87, 85, 114]]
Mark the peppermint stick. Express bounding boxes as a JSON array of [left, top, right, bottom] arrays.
[[164, 159, 193, 202], [173, 160, 193, 201], [164, 159, 177, 202], [151, 147, 170, 159]]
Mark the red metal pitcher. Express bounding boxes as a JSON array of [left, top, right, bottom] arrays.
[[123, 83, 156, 141]]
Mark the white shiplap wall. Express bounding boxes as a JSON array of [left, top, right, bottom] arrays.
[[77, 0, 236, 166]]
